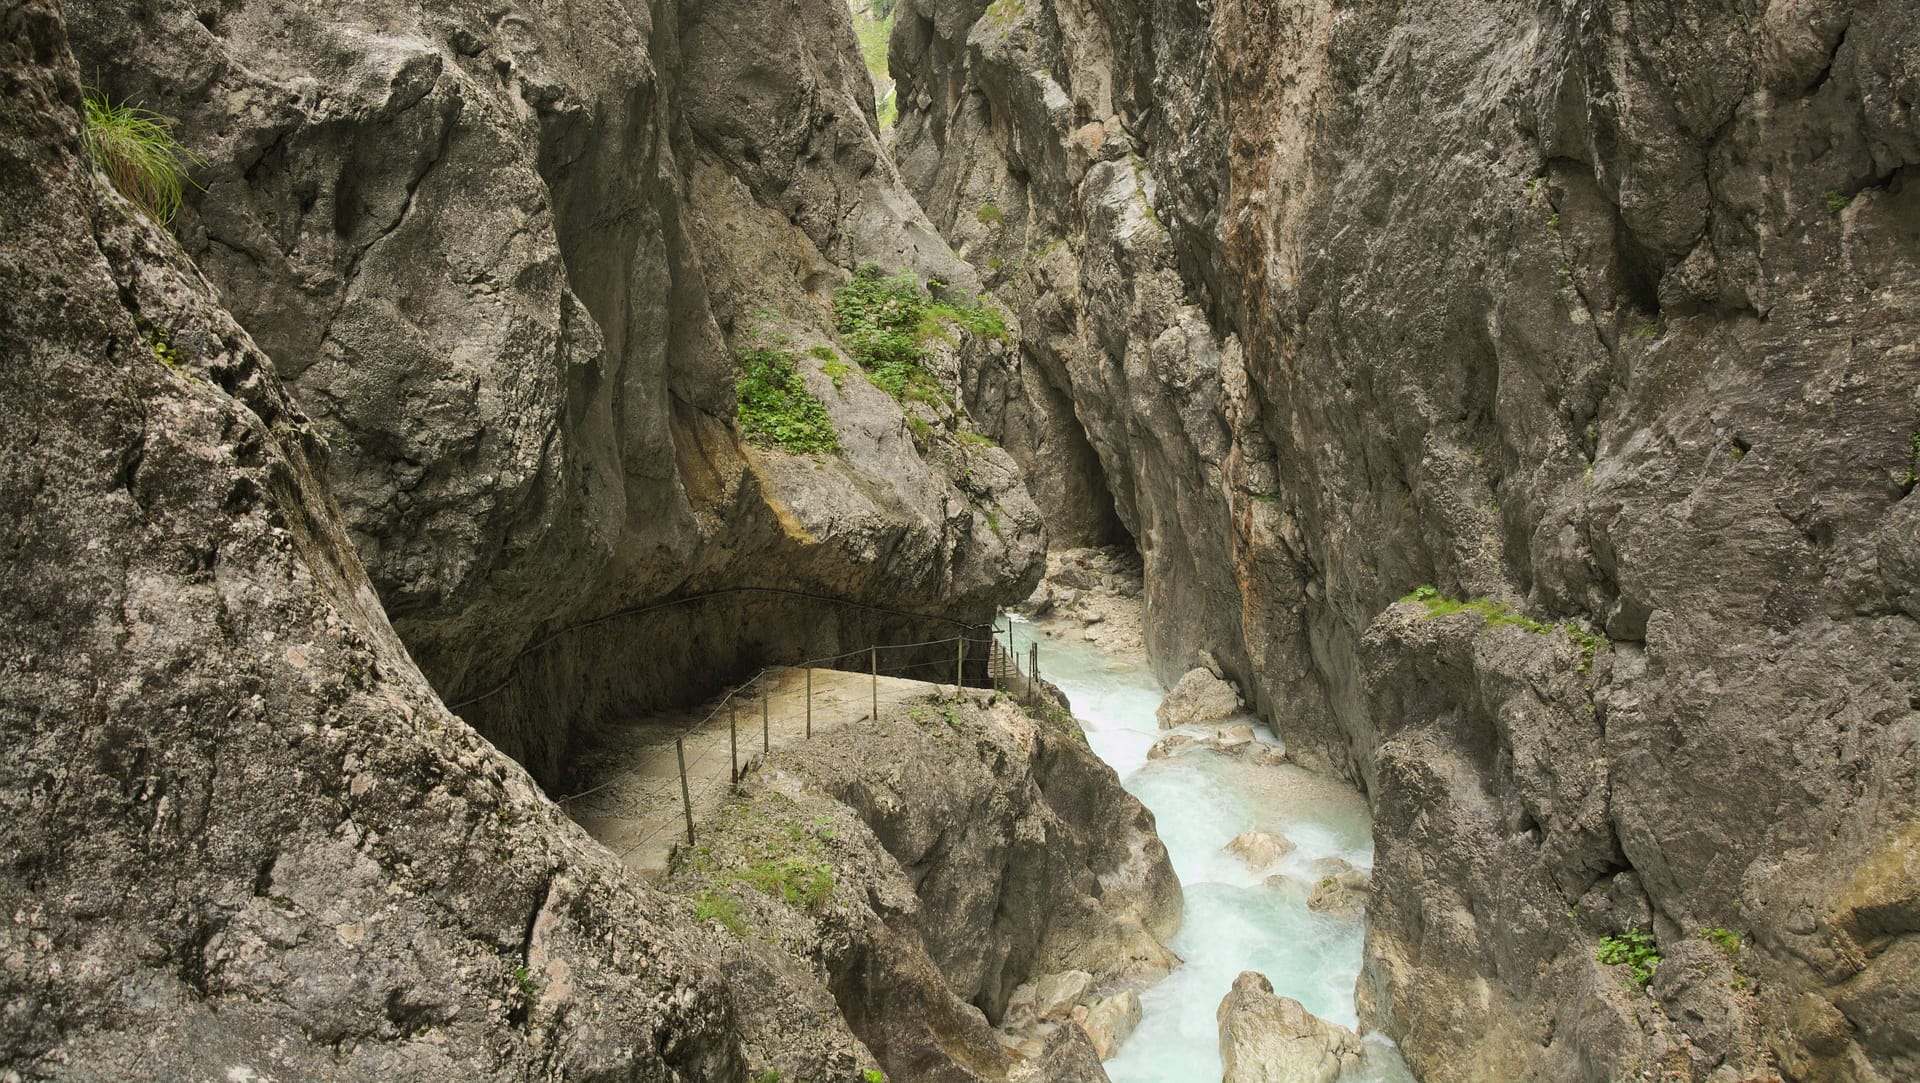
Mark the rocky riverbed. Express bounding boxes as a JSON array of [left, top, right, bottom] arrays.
[[1010, 555, 1415, 1082]]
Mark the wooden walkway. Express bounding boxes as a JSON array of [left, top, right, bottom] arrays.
[[567, 666, 973, 879]]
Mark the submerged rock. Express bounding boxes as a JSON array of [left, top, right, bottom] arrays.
[[1156, 668, 1243, 728], [1217, 972, 1365, 1083]]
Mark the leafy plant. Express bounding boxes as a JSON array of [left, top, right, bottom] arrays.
[[1701, 927, 1743, 958], [864, 1070, 887, 1083], [1597, 928, 1662, 985], [755, 1070, 782, 1083], [735, 344, 839, 454], [975, 203, 1004, 225], [80, 89, 199, 225], [1546, 212, 1561, 231], [1825, 189, 1850, 217], [512, 964, 537, 1001]]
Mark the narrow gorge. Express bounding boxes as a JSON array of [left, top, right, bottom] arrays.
[[2, 0, 1915, 1081]]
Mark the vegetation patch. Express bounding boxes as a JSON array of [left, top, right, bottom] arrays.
[[1402, 585, 1608, 672], [831, 264, 1009, 410], [693, 889, 747, 935], [1701, 926, 1743, 959], [736, 857, 835, 910], [735, 343, 839, 454], [975, 203, 1004, 225], [1825, 189, 1851, 217], [1597, 927, 1662, 985], [81, 89, 199, 225]]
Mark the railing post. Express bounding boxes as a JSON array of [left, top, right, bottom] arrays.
[[805, 667, 813, 739], [729, 697, 738, 784], [957, 635, 966, 695], [1028, 643, 1038, 701], [676, 736, 695, 846], [761, 683, 769, 754], [870, 645, 878, 720]]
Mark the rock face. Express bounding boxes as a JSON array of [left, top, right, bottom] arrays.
[[0, 7, 747, 1075], [1217, 972, 1364, 1083], [60, 0, 1045, 792], [665, 691, 1180, 1081], [893, 0, 1920, 1079]]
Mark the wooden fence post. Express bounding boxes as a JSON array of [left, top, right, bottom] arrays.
[[870, 645, 878, 720], [805, 667, 813, 738], [956, 635, 966, 695], [761, 684, 769, 753], [676, 736, 695, 846], [729, 697, 738, 783], [1028, 643, 1038, 701]]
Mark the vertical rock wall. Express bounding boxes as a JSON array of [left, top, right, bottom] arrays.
[[59, 0, 1047, 788], [892, 0, 1920, 1079]]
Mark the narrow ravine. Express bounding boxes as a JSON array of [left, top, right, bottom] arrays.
[[1006, 613, 1416, 1082]]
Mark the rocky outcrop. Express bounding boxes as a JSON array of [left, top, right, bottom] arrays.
[[664, 690, 1180, 1081], [0, 7, 749, 1075], [60, 0, 1045, 791], [1217, 972, 1364, 1083], [893, 0, 1920, 1079]]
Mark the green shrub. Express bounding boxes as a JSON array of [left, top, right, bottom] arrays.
[[975, 203, 1004, 225], [80, 89, 198, 225], [864, 1070, 887, 1083], [735, 345, 838, 454], [830, 266, 1010, 423], [1597, 928, 1661, 985], [1825, 189, 1850, 217]]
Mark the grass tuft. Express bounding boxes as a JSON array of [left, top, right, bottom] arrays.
[[80, 89, 199, 225]]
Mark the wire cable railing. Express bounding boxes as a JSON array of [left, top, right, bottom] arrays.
[[563, 616, 1046, 866]]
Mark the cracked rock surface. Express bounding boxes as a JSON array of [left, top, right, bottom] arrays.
[[894, 0, 1920, 1078]]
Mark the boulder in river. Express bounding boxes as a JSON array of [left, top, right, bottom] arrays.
[[1156, 668, 1243, 727], [1218, 971, 1365, 1083], [1077, 988, 1143, 1059], [1306, 867, 1373, 916], [1226, 830, 1298, 871]]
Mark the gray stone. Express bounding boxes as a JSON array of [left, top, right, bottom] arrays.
[[894, 0, 1920, 1077], [1217, 972, 1364, 1083], [1226, 831, 1297, 872], [1155, 668, 1243, 728]]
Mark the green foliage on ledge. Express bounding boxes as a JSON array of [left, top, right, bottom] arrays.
[[81, 89, 199, 225], [735, 343, 839, 454], [1597, 927, 1661, 985], [831, 264, 1009, 409], [1402, 585, 1608, 672]]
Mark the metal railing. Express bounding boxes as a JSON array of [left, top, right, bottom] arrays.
[[565, 616, 1044, 863]]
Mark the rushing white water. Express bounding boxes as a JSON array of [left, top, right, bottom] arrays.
[[1005, 615, 1416, 1083]]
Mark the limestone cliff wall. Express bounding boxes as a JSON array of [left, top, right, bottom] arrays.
[[892, 0, 1920, 1079], [0, 6, 749, 1074], [60, 0, 1046, 789]]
